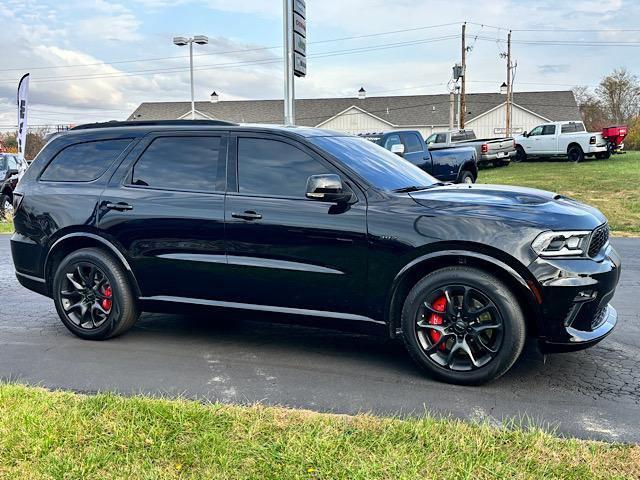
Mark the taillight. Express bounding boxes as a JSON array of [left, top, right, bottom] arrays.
[[590, 136, 596, 145], [481, 143, 488, 154], [12, 193, 24, 212]]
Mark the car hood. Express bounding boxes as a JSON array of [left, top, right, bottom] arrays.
[[409, 184, 607, 231]]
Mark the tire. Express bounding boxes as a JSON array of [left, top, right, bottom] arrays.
[[458, 170, 475, 184], [0, 193, 12, 219], [567, 145, 584, 163], [52, 247, 139, 340], [514, 146, 526, 163], [401, 266, 526, 385]]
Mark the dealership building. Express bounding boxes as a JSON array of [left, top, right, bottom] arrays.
[[128, 90, 581, 139]]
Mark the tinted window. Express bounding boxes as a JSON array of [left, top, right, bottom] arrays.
[[451, 133, 465, 142], [435, 133, 447, 143], [41, 139, 131, 182], [401, 133, 423, 153], [237, 138, 329, 197], [561, 123, 586, 133], [382, 134, 402, 150], [310, 136, 436, 191], [541, 125, 556, 135], [132, 136, 221, 192]]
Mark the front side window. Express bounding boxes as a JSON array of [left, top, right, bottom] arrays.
[[237, 137, 329, 198], [401, 133, 423, 153], [382, 134, 402, 150], [528, 126, 543, 137], [41, 139, 132, 182], [310, 136, 437, 192], [425, 133, 437, 144], [132, 136, 222, 192], [6, 155, 18, 170], [435, 133, 447, 143], [541, 125, 556, 135]]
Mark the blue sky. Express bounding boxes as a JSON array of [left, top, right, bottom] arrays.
[[0, 0, 637, 127]]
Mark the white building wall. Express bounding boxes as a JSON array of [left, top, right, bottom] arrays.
[[466, 104, 548, 138]]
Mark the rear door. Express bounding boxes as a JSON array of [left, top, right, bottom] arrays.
[[98, 131, 228, 301], [223, 132, 368, 315]]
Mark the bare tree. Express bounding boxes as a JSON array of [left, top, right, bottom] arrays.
[[595, 68, 640, 124], [573, 86, 607, 131]]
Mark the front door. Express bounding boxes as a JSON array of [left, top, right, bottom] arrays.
[[537, 124, 557, 153], [98, 132, 228, 301], [224, 133, 368, 315]]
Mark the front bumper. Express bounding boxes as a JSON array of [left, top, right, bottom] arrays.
[[529, 245, 621, 353]]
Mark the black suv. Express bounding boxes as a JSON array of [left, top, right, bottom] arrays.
[[10, 120, 621, 384]]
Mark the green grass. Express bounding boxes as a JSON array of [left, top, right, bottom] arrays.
[[0, 384, 638, 479], [0, 217, 12, 234], [480, 152, 640, 235]]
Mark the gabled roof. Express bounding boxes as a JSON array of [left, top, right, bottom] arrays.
[[128, 90, 580, 127]]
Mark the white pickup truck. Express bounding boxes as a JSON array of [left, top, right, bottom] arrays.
[[515, 121, 610, 162]]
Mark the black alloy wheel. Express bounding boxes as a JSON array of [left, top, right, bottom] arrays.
[[59, 262, 114, 330], [567, 145, 584, 163], [53, 248, 139, 340], [514, 145, 526, 163], [401, 266, 526, 385], [416, 285, 503, 371]]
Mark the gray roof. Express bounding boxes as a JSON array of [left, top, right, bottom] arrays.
[[128, 90, 580, 127]]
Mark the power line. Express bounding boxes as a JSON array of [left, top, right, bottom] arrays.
[[0, 35, 460, 85], [1, 22, 462, 74]]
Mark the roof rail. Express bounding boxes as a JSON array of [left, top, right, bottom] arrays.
[[72, 119, 238, 130]]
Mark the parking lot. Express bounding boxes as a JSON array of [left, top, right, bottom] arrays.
[[0, 234, 638, 442]]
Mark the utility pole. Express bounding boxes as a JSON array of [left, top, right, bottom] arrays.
[[460, 22, 466, 129], [506, 30, 512, 136]]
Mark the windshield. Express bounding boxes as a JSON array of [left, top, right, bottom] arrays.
[[310, 136, 437, 191]]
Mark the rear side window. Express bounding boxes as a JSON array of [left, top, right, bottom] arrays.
[[41, 139, 131, 182], [237, 137, 329, 198], [561, 123, 586, 133], [451, 133, 465, 142], [131, 136, 222, 192]]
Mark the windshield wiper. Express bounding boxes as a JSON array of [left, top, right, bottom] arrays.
[[392, 184, 438, 193]]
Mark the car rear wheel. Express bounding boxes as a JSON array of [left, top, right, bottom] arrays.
[[401, 266, 526, 385], [459, 171, 475, 184], [52, 248, 139, 340], [0, 194, 12, 219], [567, 145, 584, 163]]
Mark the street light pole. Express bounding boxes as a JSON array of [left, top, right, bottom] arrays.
[[189, 40, 195, 120], [173, 35, 209, 120]]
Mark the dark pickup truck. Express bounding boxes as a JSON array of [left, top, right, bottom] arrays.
[[425, 129, 515, 167], [363, 130, 478, 183]]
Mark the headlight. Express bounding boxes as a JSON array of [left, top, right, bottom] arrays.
[[531, 230, 591, 257]]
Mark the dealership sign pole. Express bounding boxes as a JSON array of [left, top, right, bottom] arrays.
[[17, 73, 30, 157], [283, 0, 306, 126]]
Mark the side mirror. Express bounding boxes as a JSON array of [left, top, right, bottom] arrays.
[[390, 143, 405, 156], [522, 131, 528, 137], [306, 174, 351, 203]]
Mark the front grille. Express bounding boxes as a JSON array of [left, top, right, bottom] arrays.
[[588, 224, 609, 257]]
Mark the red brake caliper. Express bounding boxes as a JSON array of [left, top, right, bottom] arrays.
[[101, 286, 112, 312], [429, 295, 447, 350]]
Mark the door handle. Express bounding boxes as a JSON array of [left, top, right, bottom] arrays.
[[231, 211, 262, 221], [105, 202, 133, 212]]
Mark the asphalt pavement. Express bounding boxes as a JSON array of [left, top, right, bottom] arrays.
[[0, 234, 638, 442]]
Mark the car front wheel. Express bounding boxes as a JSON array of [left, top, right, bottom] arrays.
[[401, 266, 526, 385], [52, 248, 139, 340]]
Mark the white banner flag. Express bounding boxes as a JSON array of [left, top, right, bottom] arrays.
[[17, 73, 30, 157]]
